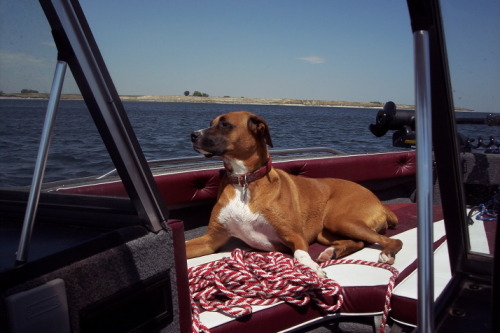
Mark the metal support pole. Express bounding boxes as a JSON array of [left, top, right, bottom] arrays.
[[15, 60, 67, 266], [41, 0, 168, 232], [414, 30, 434, 333]]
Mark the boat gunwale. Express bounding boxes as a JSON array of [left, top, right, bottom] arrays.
[[40, 149, 412, 192]]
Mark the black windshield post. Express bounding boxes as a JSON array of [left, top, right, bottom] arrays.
[[407, 0, 468, 279], [39, 0, 168, 232], [407, 0, 494, 331]]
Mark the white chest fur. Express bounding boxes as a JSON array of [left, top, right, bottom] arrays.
[[218, 186, 280, 251]]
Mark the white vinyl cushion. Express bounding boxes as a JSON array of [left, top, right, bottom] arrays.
[[186, 219, 457, 330]]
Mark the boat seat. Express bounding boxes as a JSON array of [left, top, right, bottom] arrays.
[[55, 151, 417, 208], [389, 208, 495, 328], [389, 241, 451, 328], [0, 220, 190, 333], [185, 203, 446, 332]]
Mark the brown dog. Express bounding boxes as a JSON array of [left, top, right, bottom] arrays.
[[186, 111, 402, 277]]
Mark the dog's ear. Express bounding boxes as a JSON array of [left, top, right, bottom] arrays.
[[248, 115, 273, 147]]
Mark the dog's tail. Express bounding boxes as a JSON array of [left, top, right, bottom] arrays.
[[384, 206, 399, 229]]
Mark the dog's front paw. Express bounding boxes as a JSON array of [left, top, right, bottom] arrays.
[[315, 266, 328, 278], [378, 252, 396, 265], [305, 261, 328, 278], [294, 249, 327, 278]]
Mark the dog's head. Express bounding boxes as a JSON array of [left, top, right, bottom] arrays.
[[191, 111, 273, 159]]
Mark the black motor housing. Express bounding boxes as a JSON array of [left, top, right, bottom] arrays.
[[369, 101, 416, 147]]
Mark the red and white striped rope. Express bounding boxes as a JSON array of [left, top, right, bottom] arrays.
[[189, 249, 399, 333]]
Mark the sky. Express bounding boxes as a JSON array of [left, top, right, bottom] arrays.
[[0, 0, 499, 113]]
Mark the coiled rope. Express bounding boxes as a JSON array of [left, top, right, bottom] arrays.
[[189, 249, 399, 333]]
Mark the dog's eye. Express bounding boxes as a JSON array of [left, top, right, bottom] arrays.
[[218, 121, 233, 130]]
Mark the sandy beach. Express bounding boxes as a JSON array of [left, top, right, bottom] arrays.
[[0, 93, 419, 109]]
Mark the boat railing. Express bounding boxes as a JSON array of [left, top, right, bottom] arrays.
[[97, 147, 344, 179]]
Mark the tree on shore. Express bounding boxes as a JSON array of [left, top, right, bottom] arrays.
[[184, 90, 190, 96], [193, 90, 209, 97], [21, 89, 39, 94]]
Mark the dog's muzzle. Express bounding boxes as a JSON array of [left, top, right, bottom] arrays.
[[190, 130, 202, 143], [191, 130, 217, 157]]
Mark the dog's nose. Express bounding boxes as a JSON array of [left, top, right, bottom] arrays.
[[191, 131, 201, 143]]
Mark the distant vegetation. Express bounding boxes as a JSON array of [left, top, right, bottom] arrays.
[[183, 90, 209, 97], [192, 91, 209, 97], [21, 89, 39, 94]]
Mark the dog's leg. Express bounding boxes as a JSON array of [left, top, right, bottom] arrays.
[[294, 249, 327, 278], [316, 239, 365, 262], [318, 219, 403, 264], [185, 222, 231, 258], [185, 234, 231, 258]]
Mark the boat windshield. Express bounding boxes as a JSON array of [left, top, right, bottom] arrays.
[[0, 0, 497, 259], [440, 0, 500, 259], [0, 1, 417, 190]]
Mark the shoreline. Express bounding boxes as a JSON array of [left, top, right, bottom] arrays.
[[0, 93, 414, 109], [0, 93, 473, 111], [120, 95, 412, 109]]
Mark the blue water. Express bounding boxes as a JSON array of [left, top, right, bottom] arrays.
[[0, 99, 495, 187]]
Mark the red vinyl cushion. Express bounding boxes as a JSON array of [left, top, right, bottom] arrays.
[[166, 219, 192, 333], [56, 151, 416, 207], [190, 203, 444, 332]]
